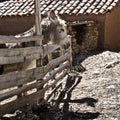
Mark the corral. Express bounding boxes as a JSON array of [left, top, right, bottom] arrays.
[[0, 1, 72, 117]]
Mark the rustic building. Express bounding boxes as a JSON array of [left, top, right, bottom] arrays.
[[0, 0, 119, 51]]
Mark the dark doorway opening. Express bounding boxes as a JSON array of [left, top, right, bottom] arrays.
[[72, 25, 85, 45], [72, 24, 85, 45]]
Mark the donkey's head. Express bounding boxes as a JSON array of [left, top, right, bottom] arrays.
[[42, 11, 68, 45]]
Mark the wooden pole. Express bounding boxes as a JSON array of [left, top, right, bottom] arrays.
[[35, 0, 43, 70], [35, 0, 44, 104], [35, 0, 42, 37]]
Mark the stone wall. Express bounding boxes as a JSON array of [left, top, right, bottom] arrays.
[[70, 23, 98, 56]]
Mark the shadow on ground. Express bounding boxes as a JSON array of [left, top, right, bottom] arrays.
[[51, 74, 100, 120], [31, 74, 100, 120], [73, 50, 104, 64], [72, 50, 104, 73]]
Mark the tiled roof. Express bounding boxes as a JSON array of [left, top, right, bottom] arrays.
[[0, 0, 119, 17]]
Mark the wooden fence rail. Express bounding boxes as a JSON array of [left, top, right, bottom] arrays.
[[0, 36, 71, 117], [0, 35, 43, 44]]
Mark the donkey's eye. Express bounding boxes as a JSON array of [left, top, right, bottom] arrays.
[[61, 29, 64, 32]]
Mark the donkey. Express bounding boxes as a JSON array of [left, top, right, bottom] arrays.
[[42, 11, 69, 47], [41, 10, 70, 61]]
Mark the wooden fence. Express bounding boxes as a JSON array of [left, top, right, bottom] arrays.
[[0, 35, 71, 117]]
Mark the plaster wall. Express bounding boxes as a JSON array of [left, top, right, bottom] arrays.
[[105, 4, 120, 51], [0, 15, 34, 35]]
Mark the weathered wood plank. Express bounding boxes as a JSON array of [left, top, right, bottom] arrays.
[[0, 69, 37, 90], [44, 69, 67, 91], [0, 70, 67, 117], [0, 44, 60, 57], [0, 56, 25, 65], [0, 53, 70, 90], [40, 51, 70, 74], [35, 0, 42, 36], [0, 89, 45, 117], [38, 60, 69, 87], [0, 45, 60, 65], [0, 61, 69, 101], [0, 46, 41, 57], [0, 35, 43, 44], [45, 83, 62, 102], [0, 53, 41, 65]]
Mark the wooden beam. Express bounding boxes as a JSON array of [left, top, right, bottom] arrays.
[[35, 0, 42, 36], [0, 89, 45, 117], [68, 20, 95, 26], [45, 83, 62, 102], [0, 45, 60, 57], [43, 51, 70, 74], [0, 35, 42, 44]]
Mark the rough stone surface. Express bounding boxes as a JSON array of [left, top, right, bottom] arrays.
[[70, 50, 120, 120], [72, 24, 98, 56]]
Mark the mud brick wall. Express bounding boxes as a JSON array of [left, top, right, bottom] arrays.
[[0, 15, 34, 35], [71, 23, 98, 56]]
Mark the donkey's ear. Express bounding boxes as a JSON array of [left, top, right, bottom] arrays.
[[48, 10, 58, 23]]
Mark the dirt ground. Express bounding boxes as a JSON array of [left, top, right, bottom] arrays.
[[67, 50, 120, 120], [1, 50, 120, 120]]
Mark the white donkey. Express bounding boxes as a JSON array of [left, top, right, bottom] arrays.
[[41, 10, 70, 61], [42, 11, 69, 47]]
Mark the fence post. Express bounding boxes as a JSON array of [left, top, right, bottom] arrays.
[[35, 0, 44, 104], [35, 0, 42, 37]]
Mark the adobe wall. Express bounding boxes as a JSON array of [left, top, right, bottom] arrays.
[[105, 4, 120, 51], [0, 15, 35, 35]]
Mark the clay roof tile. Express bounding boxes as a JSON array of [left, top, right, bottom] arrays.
[[0, 0, 119, 17]]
